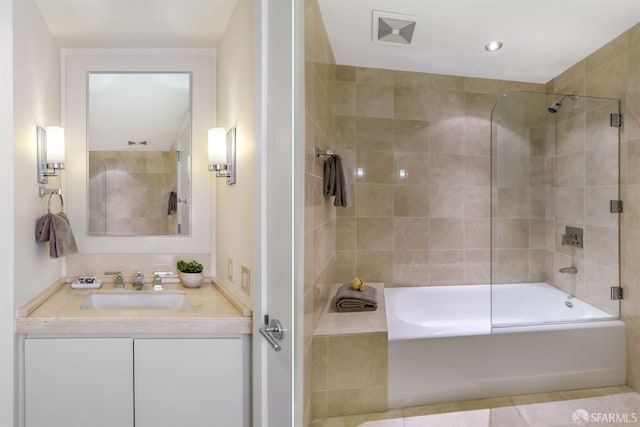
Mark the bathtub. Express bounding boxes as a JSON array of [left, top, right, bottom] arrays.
[[385, 282, 626, 408]]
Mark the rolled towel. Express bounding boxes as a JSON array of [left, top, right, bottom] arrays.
[[334, 283, 377, 312]]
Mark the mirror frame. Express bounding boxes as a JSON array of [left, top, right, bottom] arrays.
[[63, 50, 214, 253]]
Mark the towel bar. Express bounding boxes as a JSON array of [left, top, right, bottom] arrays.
[[314, 146, 335, 157], [39, 187, 64, 213], [39, 186, 61, 197], [48, 193, 64, 213]]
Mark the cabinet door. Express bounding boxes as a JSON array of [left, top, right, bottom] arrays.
[[134, 338, 244, 427], [24, 338, 134, 427]]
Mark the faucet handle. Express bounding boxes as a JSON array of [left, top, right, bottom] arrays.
[[153, 271, 173, 277], [132, 272, 145, 290], [105, 271, 123, 276]]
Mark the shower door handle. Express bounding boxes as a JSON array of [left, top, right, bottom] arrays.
[[259, 316, 283, 352]]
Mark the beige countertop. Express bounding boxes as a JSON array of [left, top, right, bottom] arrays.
[[16, 279, 252, 335], [313, 282, 387, 336]]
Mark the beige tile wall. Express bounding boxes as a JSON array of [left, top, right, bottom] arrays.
[[88, 151, 178, 235], [491, 98, 554, 285], [312, 333, 387, 418], [304, 0, 337, 424], [333, 67, 541, 287], [552, 97, 620, 313], [545, 22, 640, 392]]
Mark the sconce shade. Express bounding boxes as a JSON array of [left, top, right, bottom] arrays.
[[37, 125, 65, 184], [208, 127, 227, 165], [46, 126, 65, 166]]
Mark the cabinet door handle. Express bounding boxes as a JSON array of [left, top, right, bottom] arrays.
[[259, 318, 283, 352]]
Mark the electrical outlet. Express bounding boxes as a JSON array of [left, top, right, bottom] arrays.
[[241, 265, 251, 296], [227, 258, 234, 282]]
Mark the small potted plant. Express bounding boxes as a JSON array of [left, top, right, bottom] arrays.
[[177, 260, 204, 288]]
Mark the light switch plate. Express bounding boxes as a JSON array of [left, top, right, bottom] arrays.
[[227, 258, 234, 282], [241, 265, 251, 296]]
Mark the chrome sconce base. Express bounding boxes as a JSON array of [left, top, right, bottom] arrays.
[[209, 163, 231, 179]]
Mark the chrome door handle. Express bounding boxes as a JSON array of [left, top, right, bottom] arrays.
[[259, 317, 283, 352]]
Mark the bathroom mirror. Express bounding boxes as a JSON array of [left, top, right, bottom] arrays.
[[87, 72, 191, 236], [64, 52, 213, 253]]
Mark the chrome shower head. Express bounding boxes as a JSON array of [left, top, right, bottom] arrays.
[[548, 99, 563, 113], [548, 94, 579, 113]]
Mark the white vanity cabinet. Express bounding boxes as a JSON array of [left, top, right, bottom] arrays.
[[134, 338, 244, 427], [23, 336, 247, 427], [24, 338, 134, 427]]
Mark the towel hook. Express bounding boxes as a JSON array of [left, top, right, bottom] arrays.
[[47, 191, 64, 213], [314, 146, 335, 157]]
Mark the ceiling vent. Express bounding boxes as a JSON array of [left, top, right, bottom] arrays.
[[127, 139, 149, 146], [372, 10, 416, 45]]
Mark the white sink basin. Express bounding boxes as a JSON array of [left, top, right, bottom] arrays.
[[81, 293, 192, 310]]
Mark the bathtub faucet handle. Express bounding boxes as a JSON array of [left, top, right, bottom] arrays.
[[559, 266, 577, 274]]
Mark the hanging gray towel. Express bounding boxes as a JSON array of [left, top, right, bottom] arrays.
[[334, 283, 377, 312], [35, 213, 52, 242], [49, 213, 78, 258], [167, 191, 178, 215], [323, 155, 351, 208], [35, 212, 78, 258]]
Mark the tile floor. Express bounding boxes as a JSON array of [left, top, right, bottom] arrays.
[[311, 386, 640, 427]]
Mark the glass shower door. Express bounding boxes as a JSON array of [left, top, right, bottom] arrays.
[[490, 91, 620, 327]]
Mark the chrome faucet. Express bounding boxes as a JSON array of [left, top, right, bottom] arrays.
[[559, 266, 577, 274], [153, 274, 164, 291], [114, 273, 125, 289], [152, 271, 172, 291], [133, 272, 144, 290]]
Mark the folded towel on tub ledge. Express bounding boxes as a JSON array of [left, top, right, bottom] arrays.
[[334, 283, 377, 312]]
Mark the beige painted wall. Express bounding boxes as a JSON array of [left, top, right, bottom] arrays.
[[12, 0, 63, 308], [4, 0, 62, 423], [0, 0, 14, 422], [215, 0, 254, 305], [545, 21, 640, 391]]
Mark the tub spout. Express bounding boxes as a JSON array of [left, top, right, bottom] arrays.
[[559, 266, 577, 274]]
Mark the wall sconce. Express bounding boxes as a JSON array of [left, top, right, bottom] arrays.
[[37, 126, 65, 184], [208, 127, 236, 185]]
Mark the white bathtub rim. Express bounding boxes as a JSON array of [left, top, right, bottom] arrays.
[[385, 283, 619, 341], [491, 318, 625, 334]]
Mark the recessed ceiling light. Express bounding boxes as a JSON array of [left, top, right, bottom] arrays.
[[484, 40, 503, 52]]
